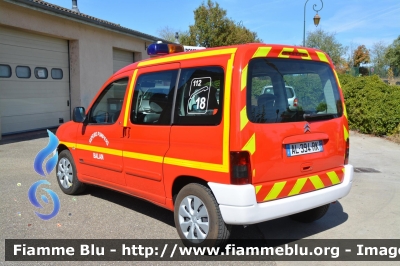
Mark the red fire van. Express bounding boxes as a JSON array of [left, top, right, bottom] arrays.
[[56, 43, 353, 247]]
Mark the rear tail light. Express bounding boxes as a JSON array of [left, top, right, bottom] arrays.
[[293, 98, 298, 107], [344, 138, 350, 165], [230, 151, 251, 185]]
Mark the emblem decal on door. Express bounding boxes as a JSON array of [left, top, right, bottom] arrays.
[[89, 131, 109, 146]]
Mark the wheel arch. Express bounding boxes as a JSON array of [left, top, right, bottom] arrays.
[[171, 175, 210, 204], [57, 144, 69, 154]]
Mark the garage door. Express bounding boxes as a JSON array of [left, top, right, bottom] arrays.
[[113, 48, 134, 73], [0, 26, 70, 135]]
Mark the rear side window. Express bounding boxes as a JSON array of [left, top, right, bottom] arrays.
[[0, 64, 11, 78], [247, 59, 342, 123], [174, 66, 224, 125]]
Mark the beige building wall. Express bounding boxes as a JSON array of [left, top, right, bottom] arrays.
[[0, 0, 151, 121]]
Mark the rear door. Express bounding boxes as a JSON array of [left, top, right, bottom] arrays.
[[244, 56, 346, 201]]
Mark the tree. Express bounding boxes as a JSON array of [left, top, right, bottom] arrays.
[[335, 57, 351, 74], [371, 41, 389, 77], [157, 26, 178, 43], [385, 36, 400, 71], [181, 0, 261, 47], [353, 45, 370, 67], [157, 26, 190, 44], [305, 29, 348, 66]]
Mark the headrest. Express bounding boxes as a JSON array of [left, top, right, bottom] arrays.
[[149, 93, 168, 113], [208, 86, 219, 109], [258, 94, 276, 106]]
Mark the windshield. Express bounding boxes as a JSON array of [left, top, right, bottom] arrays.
[[246, 58, 343, 123]]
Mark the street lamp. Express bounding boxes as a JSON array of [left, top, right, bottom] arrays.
[[303, 0, 323, 47]]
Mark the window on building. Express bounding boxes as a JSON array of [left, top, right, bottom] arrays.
[[51, 68, 63, 79], [174, 66, 224, 126], [88, 78, 129, 124], [16, 66, 31, 78], [130, 70, 178, 125], [34, 67, 48, 79], [0, 64, 11, 78]]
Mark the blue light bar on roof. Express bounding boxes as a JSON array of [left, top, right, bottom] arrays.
[[147, 42, 184, 56]]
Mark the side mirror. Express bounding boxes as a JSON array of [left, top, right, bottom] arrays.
[[72, 107, 86, 123]]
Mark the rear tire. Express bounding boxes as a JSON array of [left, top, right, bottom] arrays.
[[290, 204, 330, 223], [56, 150, 86, 195], [174, 183, 231, 247]]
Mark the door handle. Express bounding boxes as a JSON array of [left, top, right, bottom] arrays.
[[123, 127, 130, 138]]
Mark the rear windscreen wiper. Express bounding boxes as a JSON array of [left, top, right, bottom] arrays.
[[303, 113, 336, 121]]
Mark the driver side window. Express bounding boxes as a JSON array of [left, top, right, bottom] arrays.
[[88, 78, 128, 124]]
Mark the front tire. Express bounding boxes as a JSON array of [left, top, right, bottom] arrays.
[[174, 183, 231, 247], [56, 150, 85, 195], [290, 204, 330, 223]]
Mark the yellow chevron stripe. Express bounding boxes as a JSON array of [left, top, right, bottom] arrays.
[[264, 181, 286, 201], [241, 65, 248, 91], [297, 49, 312, 60], [278, 47, 294, 58], [327, 171, 341, 185], [288, 177, 308, 196], [242, 133, 256, 155], [252, 47, 272, 58], [343, 103, 348, 119], [252, 169, 256, 177], [240, 106, 249, 131], [309, 175, 325, 189], [343, 125, 349, 141], [316, 51, 329, 63], [255, 185, 262, 194]]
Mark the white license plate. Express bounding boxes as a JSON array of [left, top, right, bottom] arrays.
[[286, 140, 323, 157]]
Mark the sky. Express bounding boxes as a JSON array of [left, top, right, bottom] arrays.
[[46, 0, 399, 56]]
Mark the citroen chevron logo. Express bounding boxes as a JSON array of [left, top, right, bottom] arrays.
[[304, 123, 311, 133]]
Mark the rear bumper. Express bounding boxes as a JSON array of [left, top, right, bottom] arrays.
[[208, 164, 354, 225]]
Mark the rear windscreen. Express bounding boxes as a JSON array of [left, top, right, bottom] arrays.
[[247, 58, 343, 123]]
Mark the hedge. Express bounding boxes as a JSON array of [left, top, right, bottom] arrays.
[[339, 74, 400, 136]]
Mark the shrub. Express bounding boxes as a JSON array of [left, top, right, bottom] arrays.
[[338, 74, 400, 135]]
